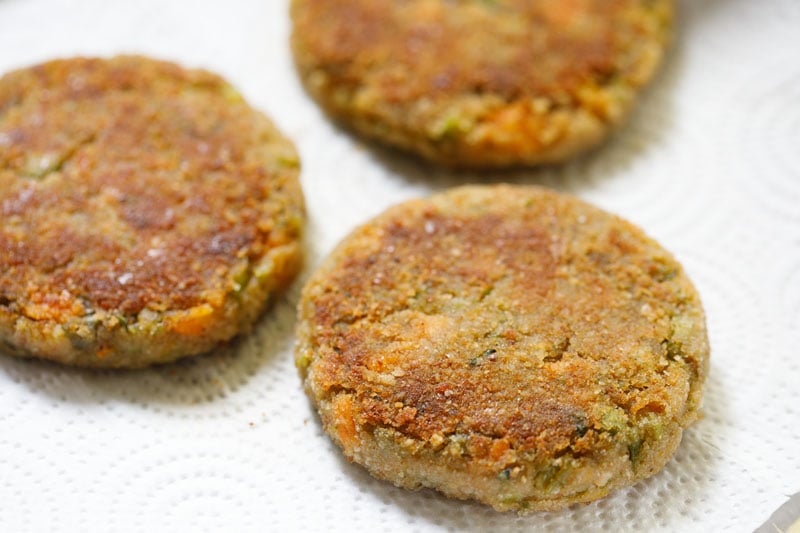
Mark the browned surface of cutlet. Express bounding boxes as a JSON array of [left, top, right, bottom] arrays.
[[291, 0, 673, 167], [296, 185, 708, 512], [0, 56, 305, 367]]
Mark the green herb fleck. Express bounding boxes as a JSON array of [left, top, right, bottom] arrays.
[[469, 348, 497, 367], [221, 84, 244, 103], [573, 414, 589, 437], [431, 112, 474, 140], [534, 464, 569, 492], [600, 408, 628, 434], [628, 439, 644, 465], [277, 154, 300, 168], [296, 352, 312, 371], [655, 265, 677, 282], [662, 339, 683, 361], [231, 268, 253, 297], [116, 314, 129, 331]]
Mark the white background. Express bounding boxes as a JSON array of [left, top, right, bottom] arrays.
[[0, 0, 798, 531]]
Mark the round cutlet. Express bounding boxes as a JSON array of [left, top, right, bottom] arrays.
[[0, 56, 305, 368], [296, 185, 708, 512], [291, 0, 673, 167]]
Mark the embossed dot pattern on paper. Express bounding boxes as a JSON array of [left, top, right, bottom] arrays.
[[0, 0, 798, 531]]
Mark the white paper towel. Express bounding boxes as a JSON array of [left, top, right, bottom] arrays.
[[0, 0, 798, 531]]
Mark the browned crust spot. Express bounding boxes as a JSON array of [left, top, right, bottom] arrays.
[[296, 185, 708, 512], [0, 56, 305, 368], [291, 0, 674, 167]]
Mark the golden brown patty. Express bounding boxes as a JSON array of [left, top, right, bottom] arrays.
[[296, 185, 708, 512], [291, 0, 674, 167], [0, 56, 305, 368]]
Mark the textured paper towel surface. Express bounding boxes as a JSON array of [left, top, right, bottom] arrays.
[[0, 0, 798, 531]]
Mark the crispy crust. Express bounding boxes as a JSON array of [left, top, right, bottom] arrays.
[[296, 185, 708, 512], [0, 56, 305, 368], [291, 0, 674, 168]]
